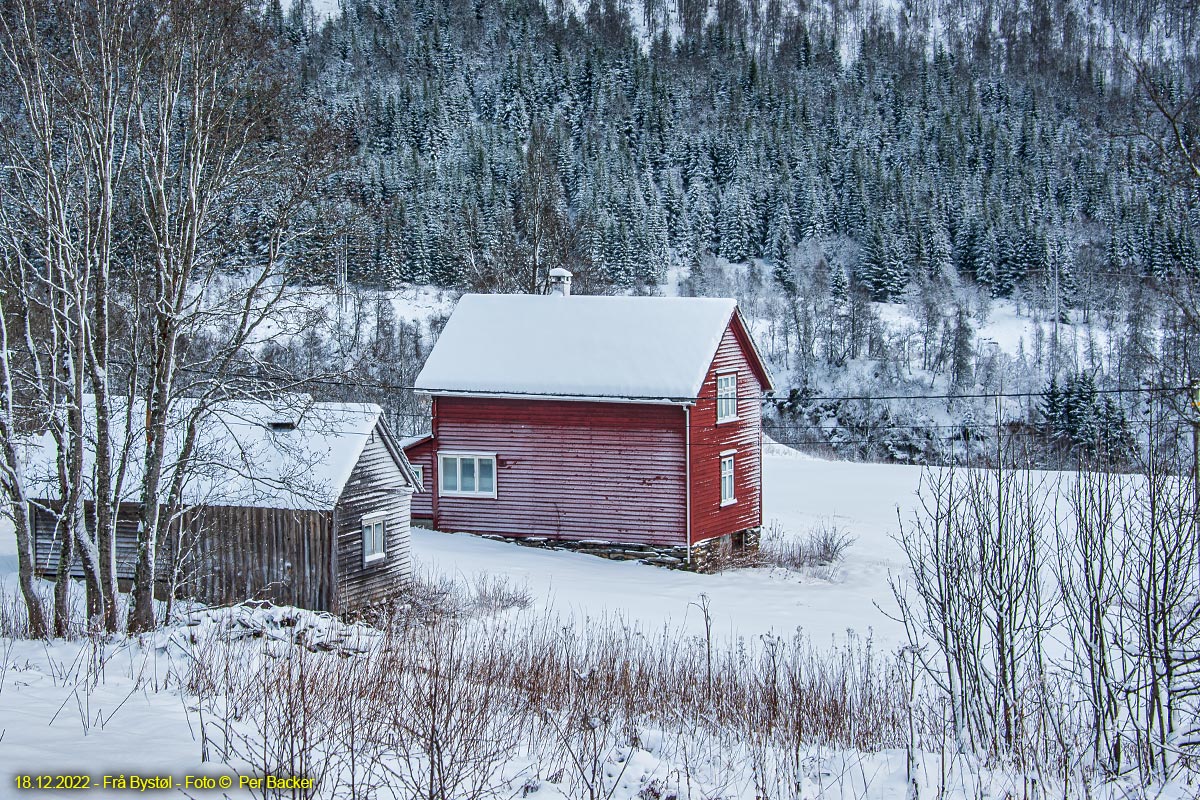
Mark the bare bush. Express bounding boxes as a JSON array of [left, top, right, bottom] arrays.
[[0, 579, 85, 639], [750, 519, 855, 573], [469, 571, 534, 614], [400, 568, 534, 623], [402, 569, 472, 622], [892, 459, 1053, 763], [895, 434, 1200, 787], [377, 623, 525, 800], [180, 603, 907, 798]]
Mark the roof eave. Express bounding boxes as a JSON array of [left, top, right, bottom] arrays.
[[415, 389, 693, 406], [374, 417, 424, 492]]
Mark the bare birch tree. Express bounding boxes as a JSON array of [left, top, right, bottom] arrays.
[[0, 0, 143, 633], [122, 0, 330, 631], [1, 0, 328, 634], [892, 448, 1054, 764]]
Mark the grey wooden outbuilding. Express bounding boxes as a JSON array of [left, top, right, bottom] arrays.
[[28, 399, 421, 613]]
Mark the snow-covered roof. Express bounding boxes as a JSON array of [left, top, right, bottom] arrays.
[[22, 397, 415, 511], [400, 433, 434, 450], [414, 294, 760, 401]]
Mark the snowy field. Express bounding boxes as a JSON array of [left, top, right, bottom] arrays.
[[0, 444, 926, 797], [413, 440, 915, 648], [2, 449, 1170, 799]]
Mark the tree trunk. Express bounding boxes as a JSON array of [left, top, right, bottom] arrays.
[[129, 384, 170, 633], [52, 513, 74, 638], [5, 502, 49, 639]]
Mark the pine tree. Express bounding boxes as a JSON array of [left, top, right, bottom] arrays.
[[687, 180, 716, 251], [859, 224, 888, 300], [859, 224, 907, 301], [830, 266, 849, 305], [1041, 377, 1065, 440], [767, 206, 796, 270], [928, 221, 955, 285], [802, 185, 829, 242], [974, 227, 999, 295]]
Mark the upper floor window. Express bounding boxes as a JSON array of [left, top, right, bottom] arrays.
[[439, 452, 497, 498], [716, 373, 738, 423]]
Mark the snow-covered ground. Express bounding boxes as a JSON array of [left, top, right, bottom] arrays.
[[2, 448, 1164, 799], [414, 441, 915, 648], [0, 518, 235, 796], [873, 297, 1112, 366], [0, 445, 923, 796], [0, 441, 921, 650]]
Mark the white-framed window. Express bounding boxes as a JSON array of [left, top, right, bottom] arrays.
[[411, 464, 424, 492], [720, 451, 736, 506], [438, 452, 498, 498], [716, 373, 738, 423], [362, 512, 387, 564]]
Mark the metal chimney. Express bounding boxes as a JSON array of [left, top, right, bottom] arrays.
[[548, 267, 572, 297]]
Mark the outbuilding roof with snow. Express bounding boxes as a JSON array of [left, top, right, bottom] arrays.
[[414, 293, 772, 401], [22, 397, 418, 511]]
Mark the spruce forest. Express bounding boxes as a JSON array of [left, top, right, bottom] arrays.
[[4, 0, 1198, 469], [256, 0, 1200, 467]]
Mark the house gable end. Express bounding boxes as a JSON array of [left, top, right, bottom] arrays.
[[725, 310, 774, 394], [689, 319, 766, 544]]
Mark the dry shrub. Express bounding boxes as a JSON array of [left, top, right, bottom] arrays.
[[735, 519, 855, 573], [401, 569, 469, 622], [401, 568, 533, 623], [182, 605, 907, 798], [469, 571, 533, 613], [0, 578, 85, 639]]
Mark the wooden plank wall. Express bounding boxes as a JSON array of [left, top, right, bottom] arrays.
[[32, 504, 158, 580], [689, 319, 765, 543], [176, 506, 335, 611], [32, 502, 336, 610], [335, 426, 414, 611], [404, 438, 435, 521], [432, 397, 689, 545]]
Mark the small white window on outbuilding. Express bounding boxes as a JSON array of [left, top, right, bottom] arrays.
[[362, 512, 387, 564], [720, 451, 736, 506], [411, 464, 424, 492], [438, 452, 498, 498], [716, 373, 738, 423]]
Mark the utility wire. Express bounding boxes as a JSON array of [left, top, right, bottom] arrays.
[[127, 359, 1197, 404], [64, 358, 1200, 416]]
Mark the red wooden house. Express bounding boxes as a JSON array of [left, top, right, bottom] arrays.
[[405, 270, 774, 569]]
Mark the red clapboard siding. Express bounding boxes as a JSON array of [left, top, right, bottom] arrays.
[[690, 317, 764, 544], [404, 437, 435, 520], [432, 397, 688, 546]]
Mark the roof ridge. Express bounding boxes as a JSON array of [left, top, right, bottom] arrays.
[[414, 293, 755, 401]]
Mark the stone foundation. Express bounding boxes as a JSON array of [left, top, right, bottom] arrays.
[[468, 529, 762, 573]]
